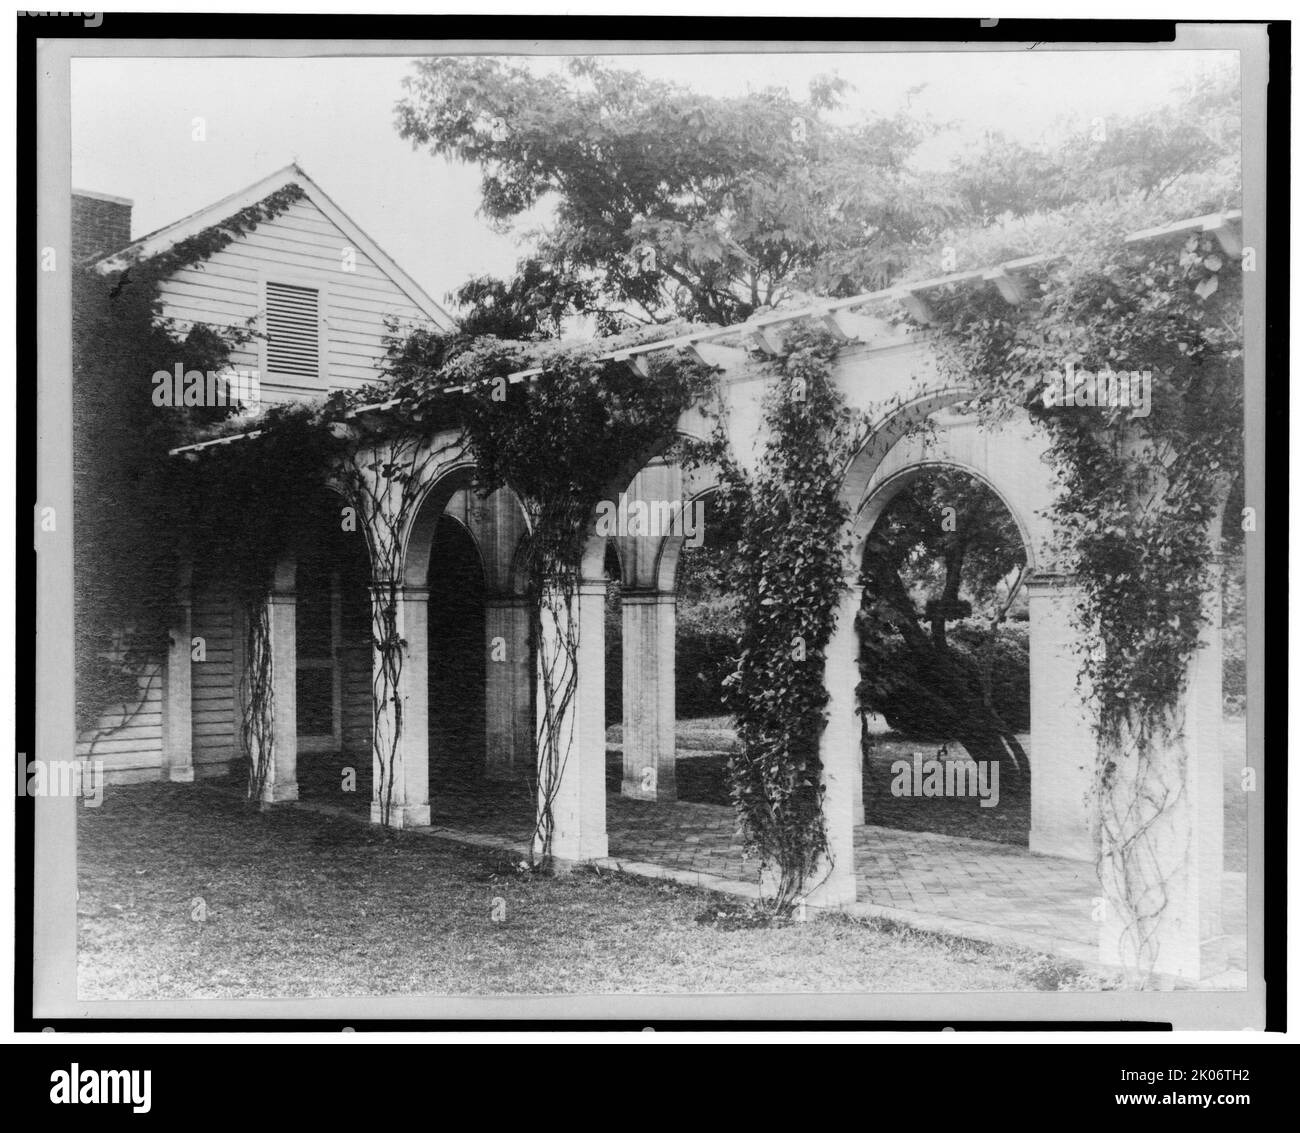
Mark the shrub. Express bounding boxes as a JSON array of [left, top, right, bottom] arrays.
[[860, 621, 1030, 738]]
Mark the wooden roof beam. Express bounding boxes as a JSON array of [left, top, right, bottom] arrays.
[[749, 325, 785, 354], [899, 289, 935, 326], [983, 266, 1030, 305], [687, 339, 751, 369], [1204, 214, 1244, 258], [1124, 208, 1244, 248], [168, 429, 263, 457], [612, 351, 651, 378]]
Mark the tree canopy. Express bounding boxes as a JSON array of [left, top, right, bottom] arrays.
[[397, 56, 955, 328], [858, 468, 1030, 765], [397, 57, 1240, 334]]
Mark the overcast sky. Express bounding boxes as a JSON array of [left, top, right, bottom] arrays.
[[71, 49, 1233, 313]]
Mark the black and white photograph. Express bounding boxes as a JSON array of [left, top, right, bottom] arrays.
[[21, 11, 1283, 1060]]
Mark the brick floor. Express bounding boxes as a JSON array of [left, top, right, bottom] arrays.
[[421, 778, 1247, 987]]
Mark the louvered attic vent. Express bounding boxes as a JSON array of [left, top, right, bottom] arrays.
[[266, 281, 320, 379]]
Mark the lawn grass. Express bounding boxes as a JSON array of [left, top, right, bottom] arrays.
[[607, 715, 738, 753], [77, 781, 1114, 999]]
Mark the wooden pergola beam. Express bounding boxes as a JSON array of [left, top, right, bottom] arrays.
[[169, 210, 1234, 457]]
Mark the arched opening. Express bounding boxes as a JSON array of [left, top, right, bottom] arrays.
[[856, 464, 1032, 844], [590, 444, 723, 805], [292, 490, 372, 805], [427, 514, 487, 785], [670, 485, 740, 803]]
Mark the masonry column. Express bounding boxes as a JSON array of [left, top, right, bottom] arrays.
[[484, 594, 533, 780], [162, 566, 195, 783], [1191, 557, 1225, 940], [620, 592, 677, 801], [1026, 575, 1096, 861], [1097, 558, 1223, 979], [370, 583, 431, 828], [806, 580, 862, 909], [260, 583, 299, 804], [1097, 688, 1216, 982], [854, 737, 865, 825], [535, 577, 608, 863]]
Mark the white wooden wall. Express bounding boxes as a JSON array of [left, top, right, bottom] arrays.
[[191, 586, 239, 773], [154, 194, 430, 404], [74, 663, 164, 781], [85, 193, 433, 779]]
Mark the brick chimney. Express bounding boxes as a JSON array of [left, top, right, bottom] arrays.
[[71, 189, 133, 264]]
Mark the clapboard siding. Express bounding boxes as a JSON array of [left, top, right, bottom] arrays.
[[172, 254, 419, 297], [153, 195, 432, 403], [74, 664, 164, 772], [340, 641, 373, 751], [80, 179, 448, 780], [192, 587, 239, 766]]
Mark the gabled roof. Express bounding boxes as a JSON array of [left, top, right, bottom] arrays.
[[92, 163, 456, 331]]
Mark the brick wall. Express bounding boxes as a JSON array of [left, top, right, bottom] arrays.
[[72, 191, 132, 263]]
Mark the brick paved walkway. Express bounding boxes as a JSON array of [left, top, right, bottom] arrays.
[[421, 778, 1246, 987]]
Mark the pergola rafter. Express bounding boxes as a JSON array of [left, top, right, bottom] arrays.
[[168, 209, 1242, 457]]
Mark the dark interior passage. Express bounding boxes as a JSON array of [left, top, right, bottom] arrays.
[[427, 515, 487, 781], [294, 494, 372, 804]]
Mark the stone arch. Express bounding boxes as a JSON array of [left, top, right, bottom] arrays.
[[401, 465, 533, 597], [651, 477, 725, 596], [855, 461, 1038, 576], [425, 510, 489, 781], [838, 386, 979, 517], [392, 454, 535, 592], [558, 426, 714, 811], [399, 461, 479, 589], [841, 392, 1055, 574], [851, 458, 1037, 769], [578, 426, 713, 583], [833, 389, 1101, 862], [485, 485, 536, 597], [395, 460, 536, 786]]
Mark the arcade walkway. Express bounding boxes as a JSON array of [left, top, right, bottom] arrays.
[[388, 776, 1248, 989]]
